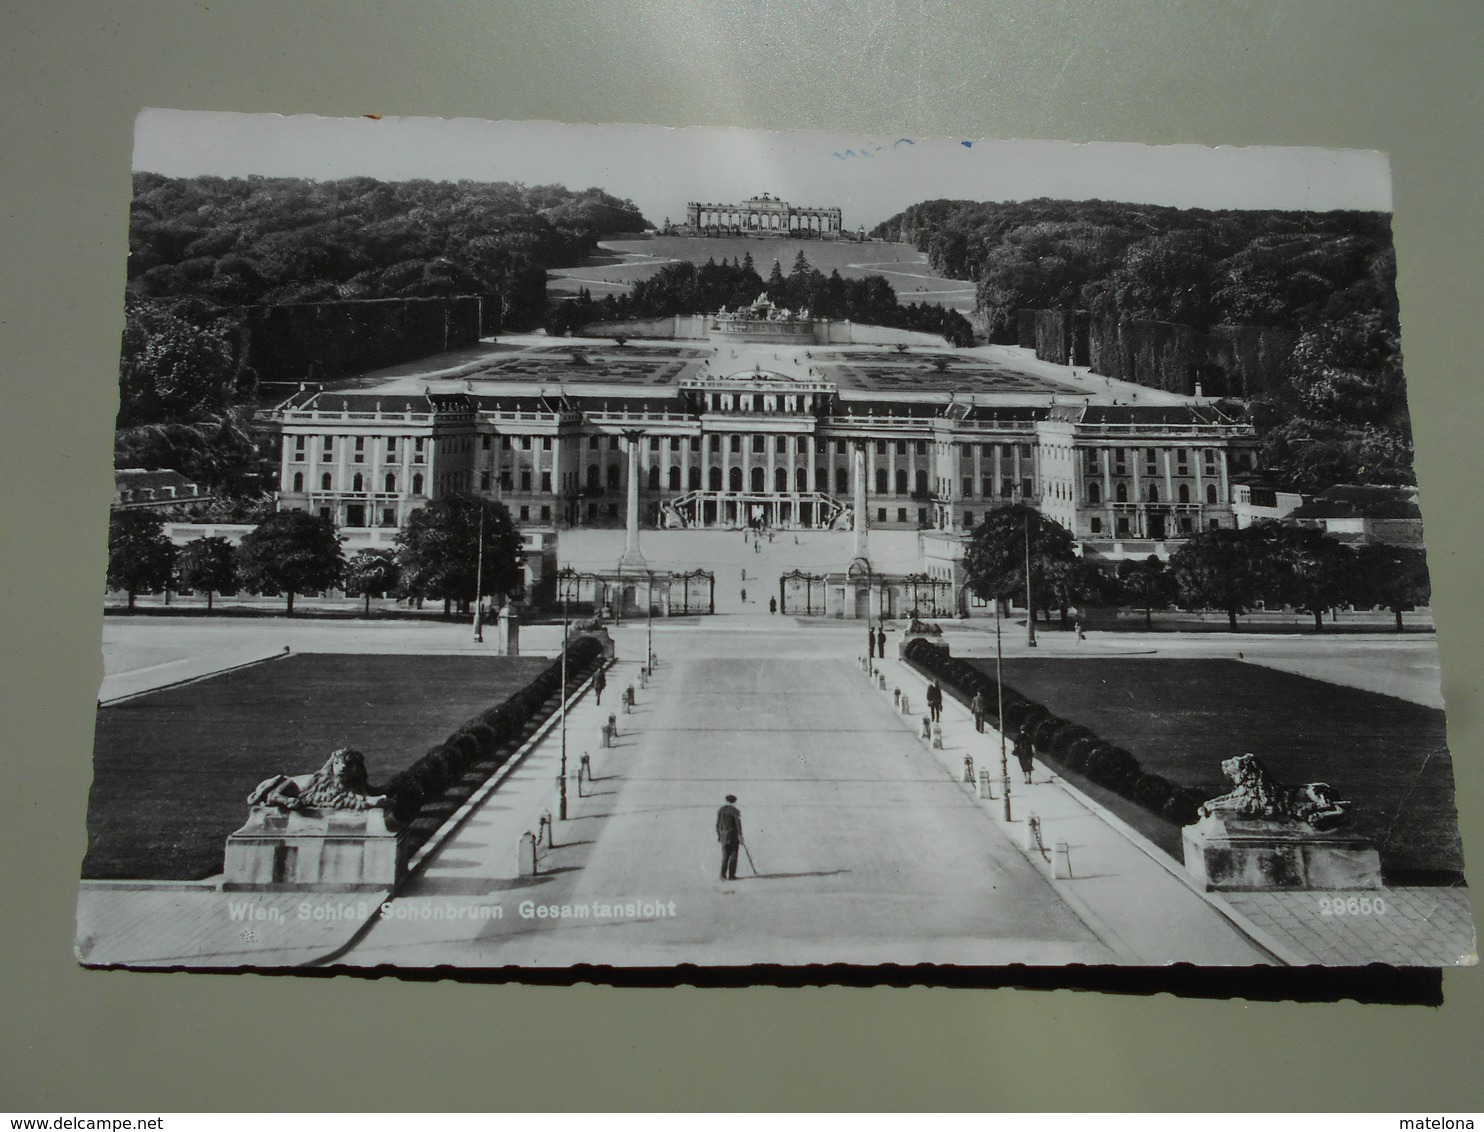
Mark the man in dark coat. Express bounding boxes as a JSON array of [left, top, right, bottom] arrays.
[[877, 626, 886, 658], [716, 794, 743, 881], [1014, 725, 1035, 784], [594, 667, 606, 705], [926, 680, 943, 723], [970, 689, 987, 733]]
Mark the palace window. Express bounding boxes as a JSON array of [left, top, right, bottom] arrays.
[[504, 436, 514, 450], [541, 472, 552, 493], [522, 437, 532, 451], [917, 441, 927, 455], [1116, 483, 1128, 503], [520, 506, 529, 521], [752, 435, 765, 453], [730, 435, 741, 454], [382, 508, 396, 528], [650, 436, 660, 451], [1147, 485, 1160, 503], [587, 464, 600, 489], [836, 467, 848, 493], [670, 437, 681, 451], [1087, 481, 1101, 504], [1021, 478, 1033, 499], [877, 508, 887, 522], [481, 471, 491, 490], [414, 438, 426, 461], [412, 473, 424, 494], [541, 506, 551, 521], [875, 468, 888, 494], [320, 472, 332, 491], [1089, 518, 1102, 534], [898, 469, 909, 495], [875, 440, 886, 456], [689, 467, 701, 490], [521, 471, 532, 492], [542, 437, 552, 451], [669, 467, 681, 491], [1206, 483, 1219, 504], [322, 437, 333, 457], [710, 435, 720, 453], [293, 436, 306, 457], [689, 436, 700, 452], [648, 466, 660, 490], [1180, 516, 1193, 533], [589, 436, 600, 450], [1116, 517, 1131, 535], [836, 440, 847, 455], [609, 437, 619, 451], [607, 465, 620, 490], [385, 473, 396, 493], [1178, 484, 1190, 504], [775, 467, 788, 493], [796, 467, 808, 491], [730, 467, 743, 491], [899, 508, 908, 523], [777, 436, 788, 453], [963, 511, 973, 528], [961, 477, 973, 498], [918, 509, 927, 526], [1176, 448, 1188, 472], [710, 467, 723, 491], [751, 467, 766, 492], [918, 470, 929, 495], [292, 472, 303, 492], [1209, 518, 1221, 529]]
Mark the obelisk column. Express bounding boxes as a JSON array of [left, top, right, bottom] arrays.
[[620, 430, 647, 569], [852, 442, 869, 562]]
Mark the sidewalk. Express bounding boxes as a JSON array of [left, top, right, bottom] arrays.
[[868, 651, 1278, 966]]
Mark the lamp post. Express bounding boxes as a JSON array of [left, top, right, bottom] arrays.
[[558, 571, 573, 820], [646, 569, 655, 671], [1024, 504, 1037, 648], [472, 501, 485, 643]]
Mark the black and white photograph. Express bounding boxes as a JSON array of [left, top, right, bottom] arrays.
[[76, 110, 1475, 974]]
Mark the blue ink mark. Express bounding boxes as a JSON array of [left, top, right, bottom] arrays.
[[833, 146, 883, 159], [894, 137, 915, 147], [961, 140, 973, 148]]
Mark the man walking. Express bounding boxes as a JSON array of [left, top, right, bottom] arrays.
[[877, 626, 886, 659], [927, 680, 943, 723], [970, 688, 987, 733], [716, 794, 743, 881], [1014, 724, 1035, 785], [594, 666, 606, 705]]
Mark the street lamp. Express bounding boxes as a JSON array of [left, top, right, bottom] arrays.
[[558, 569, 575, 820], [472, 500, 486, 643]]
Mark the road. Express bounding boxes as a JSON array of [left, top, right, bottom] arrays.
[[343, 645, 1115, 967]]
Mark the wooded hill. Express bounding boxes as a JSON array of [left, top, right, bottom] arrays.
[[871, 198, 1411, 490]]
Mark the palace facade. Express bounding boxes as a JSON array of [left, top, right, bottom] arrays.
[[682, 194, 845, 238], [261, 333, 1259, 577]]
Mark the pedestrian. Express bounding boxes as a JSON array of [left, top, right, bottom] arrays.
[[877, 627, 886, 659], [594, 667, 606, 705], [1014, 724, 1035, 785], [970, 688, 987, 733], [716, 794, 743, 881], [927, 680, 943, 723], [741, 587, 747, 603], [769, 596, 777, 614]]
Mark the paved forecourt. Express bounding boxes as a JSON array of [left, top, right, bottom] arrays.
[[345, 633, 1117, 967]]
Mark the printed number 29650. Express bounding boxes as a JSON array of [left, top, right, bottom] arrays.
[[1318, 895, 1386, 916]]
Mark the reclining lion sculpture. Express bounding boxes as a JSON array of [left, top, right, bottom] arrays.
[[247, 747, 387, 812], [1198, 753, 1350, 831]]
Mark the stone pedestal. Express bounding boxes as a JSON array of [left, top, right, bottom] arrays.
[[1182, 815, 1382, 892], [223, 806, 406, 891], [496, 603, 520, 656]]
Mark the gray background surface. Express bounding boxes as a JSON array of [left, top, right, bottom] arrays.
[[2, 0, 1480, 1111]]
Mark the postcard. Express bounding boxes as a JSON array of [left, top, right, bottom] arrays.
[[78, 112, 1473, 973]]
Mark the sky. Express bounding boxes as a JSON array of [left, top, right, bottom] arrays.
[[133, 110, 1393, 229]]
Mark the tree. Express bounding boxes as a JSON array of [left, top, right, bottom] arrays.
[[962, 504, 1079, 623], [346, 548, 402, 617], [1269, 525, 1355, 631], [174, 535, 236, 611], [117, 300, 240, 426], [234, 511, 344, 615], [1169, 525, 1267, 630], [1117, 555, 1174, 630], [396, 495, 523, 616], [107, 511, 177, 610], [1353, 543, 1431, 630]]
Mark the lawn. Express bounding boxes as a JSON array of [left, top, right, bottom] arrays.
[[84, 653, 551, 881], [967, 657, 1464, 883]]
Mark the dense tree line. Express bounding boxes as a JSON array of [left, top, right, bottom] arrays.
[[872, 198, 1409, 490], [106, 496, 526, 617], [962, 505, 1429, 632], [117, 174, 649, 497], [128, 173, 647, 314], [550, 251, 975, 345]]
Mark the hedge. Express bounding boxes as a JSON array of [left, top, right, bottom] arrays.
[[382, 634, 604, 825], [901, 636, 1206, 829]]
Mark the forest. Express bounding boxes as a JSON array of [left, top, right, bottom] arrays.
[[117, 174, 649, 502], [549, 251, 976, 346], [871, 198, 1410, 490]]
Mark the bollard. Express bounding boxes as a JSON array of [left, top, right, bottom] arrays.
[[639, 667, 649, 689], [898, 694, 911, 716], [518, 831, 538, 876], [920, 716, 932, 740], [1002, 779, 1013, 821], [1053, 840, 1073, 879], [539, 810, 554, 848], [602, 721, 615, 748], [623, 686, 635, 714], [608, 712, 618, 736], [963, 755, 975, 784], [978, 768, 994, 800], [930, 722, 944, 749], [1022, 813, 1041, 853], [877, 672, 887, 691], [892, 687, 901, 707]]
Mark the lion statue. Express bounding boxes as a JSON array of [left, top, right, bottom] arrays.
[[1197, 753, 1350, 831], [247, 747, 387, 812]]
